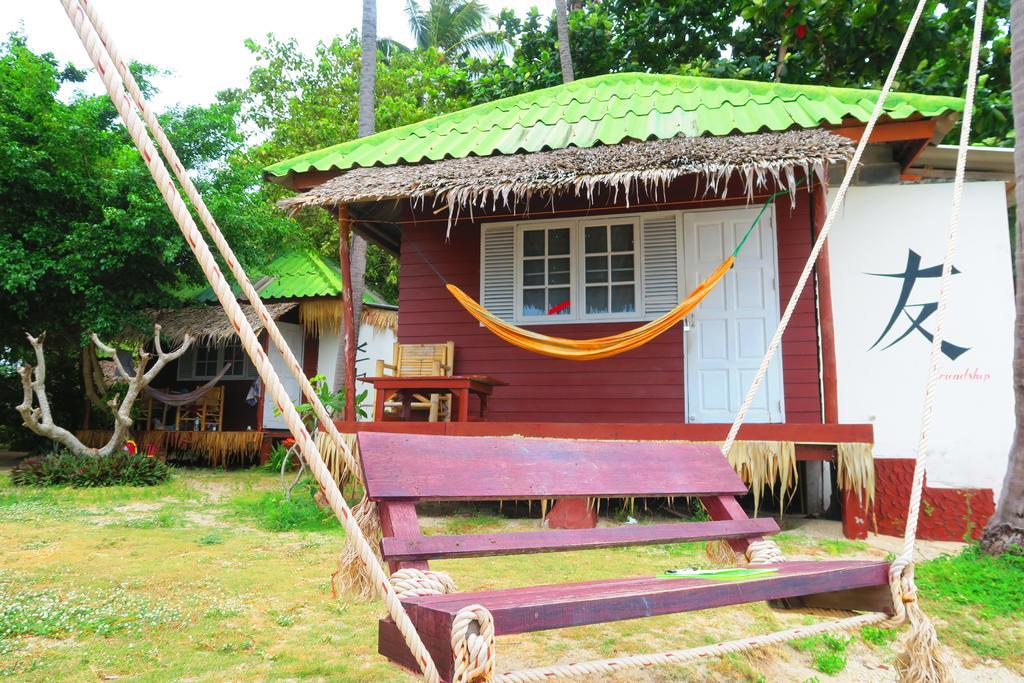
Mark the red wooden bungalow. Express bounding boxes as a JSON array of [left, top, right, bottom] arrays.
[[266, 73, 972, 538]]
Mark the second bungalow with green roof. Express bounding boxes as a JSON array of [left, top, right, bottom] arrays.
[[82, 250, 398, 463], [265, 73, 1015, 546]]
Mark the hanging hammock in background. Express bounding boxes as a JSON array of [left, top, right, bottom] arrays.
[[446, 183, 792, 361]]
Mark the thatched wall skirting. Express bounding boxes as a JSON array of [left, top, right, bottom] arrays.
[[75, 429, 263, 467], [299, 300, 398, 336], [837, 442, 877, 509], [280, 129, 854, 227]]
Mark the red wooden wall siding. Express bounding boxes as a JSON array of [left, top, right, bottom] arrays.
[[775, 188, 825, 424], [398, 179, 823, 425]]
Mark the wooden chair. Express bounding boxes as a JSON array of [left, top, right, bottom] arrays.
[[358, 432, 893, 681], [375, 342, 455, 422], [174, 386, 225, 432]]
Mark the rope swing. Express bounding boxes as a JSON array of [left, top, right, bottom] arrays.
[[58, 0, 986, 678]]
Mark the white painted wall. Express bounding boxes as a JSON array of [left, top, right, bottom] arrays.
[[828, 182, 1015, 496], [262, 322, 305, 430], [317, 317, 397, 420]]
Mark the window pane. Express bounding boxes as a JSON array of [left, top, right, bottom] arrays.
[[585, 255, 608, 283], [523, 259, 544, 286], [523, 230, 545, 257], [585, 225, 607, 253], [610, 254, 634, 282], [611, 224, 634, 252], [611, 284, 635, 313], [548, 287, 571, 315], [548, 228, 570, 255], [523, 289, 545, 316], [548, 257, 570, 285], [196, 347, 217, 377], [225, 343, 244, 374], [586, 286, 609, 314]]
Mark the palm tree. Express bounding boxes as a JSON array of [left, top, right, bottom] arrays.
[[404, 0, 503, 59], [334, 0, 375, 411], [555, 0, 574, 83], [982, 0, 1024, 554]]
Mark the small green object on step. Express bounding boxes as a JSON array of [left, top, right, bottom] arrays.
[[658, 567, 780, 581]]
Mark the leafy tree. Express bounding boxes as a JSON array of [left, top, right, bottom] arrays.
[[404, 0, 504, 58], [471, 1, 1012, 146], [235, 32, 474, 302], [0, 33, 291, 448]]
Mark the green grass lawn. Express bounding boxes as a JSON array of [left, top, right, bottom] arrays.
[[0, 469, 1020, 681]]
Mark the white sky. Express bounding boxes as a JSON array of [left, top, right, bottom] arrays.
[[1, 0, 553, 109]]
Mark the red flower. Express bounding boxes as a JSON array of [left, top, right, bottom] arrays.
[[796, 24, 807, 39], [281, 437, 296, 447]]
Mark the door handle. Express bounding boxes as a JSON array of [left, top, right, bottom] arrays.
[[683, 315, 695, 332]]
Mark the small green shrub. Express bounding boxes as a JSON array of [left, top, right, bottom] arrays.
[[861, 625, 897, 646], [10, 451, 170, 488], [791, 633, 850, 675], [230, 489, 338, 533], [198, 532, 225, 545], [814, 650, 847, 674]]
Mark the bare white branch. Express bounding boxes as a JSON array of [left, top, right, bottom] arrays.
[[16, 327, 194, 457]]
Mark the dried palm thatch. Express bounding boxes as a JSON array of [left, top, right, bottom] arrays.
[[279, 129, 854, 225], [724, 440, 799, 516], [361, 305, 398, 333], [75, 429, 262, 466], [299, 300, 341, 337], [121, 303, 298, 347], [299, 300, 398, 336], [837, 441, 877, 508]]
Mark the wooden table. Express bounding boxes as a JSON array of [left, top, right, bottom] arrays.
[[364, 375, 507, 422]]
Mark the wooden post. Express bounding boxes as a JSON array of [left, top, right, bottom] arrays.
[[338, 206, 358, 422]]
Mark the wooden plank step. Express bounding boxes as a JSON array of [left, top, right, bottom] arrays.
[[401, 560, 891, 637], [381, 518, 781, 562]]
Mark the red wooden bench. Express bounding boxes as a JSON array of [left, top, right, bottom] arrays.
[[358, 432, 892, 681]]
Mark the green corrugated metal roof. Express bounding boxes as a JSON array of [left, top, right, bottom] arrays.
[[194, 250, 390, 305], [265, 73, 964, 178]]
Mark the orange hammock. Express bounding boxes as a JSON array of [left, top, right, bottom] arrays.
[[446, 256, 734, 361]]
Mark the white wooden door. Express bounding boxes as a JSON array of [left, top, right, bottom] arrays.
[[683, 208, 785, 423], [262, 322, 304, 430]]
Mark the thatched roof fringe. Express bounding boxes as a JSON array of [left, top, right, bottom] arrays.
[[280, 129, 854, 235], [121, 303, 298, 347]]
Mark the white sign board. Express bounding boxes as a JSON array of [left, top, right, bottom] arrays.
[[828, 182, 1014, 495]]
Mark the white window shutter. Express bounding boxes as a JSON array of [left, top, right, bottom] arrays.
[[641, 214, 681, 317], [480, 224, 515, 322]]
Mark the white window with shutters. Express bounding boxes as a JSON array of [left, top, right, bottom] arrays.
[[480, 212, 683, 325], [640, 212, 681, 317], [479, 223, 516, 322]]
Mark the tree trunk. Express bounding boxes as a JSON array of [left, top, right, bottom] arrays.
[[337, 208, 358, 422], [555, 0, 575, 83], [332, 0, 376, 415], [358, 0, 376, 138], [981, 0, 1024, 555]]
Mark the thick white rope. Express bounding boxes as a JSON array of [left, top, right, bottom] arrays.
[[59, 3, 440, 681], [458, 606, 892, 683], [390, 568, 457, 598], [721, 0, 931, 461], [75, 0, 363, 482], [895, 0, 986, 571]]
